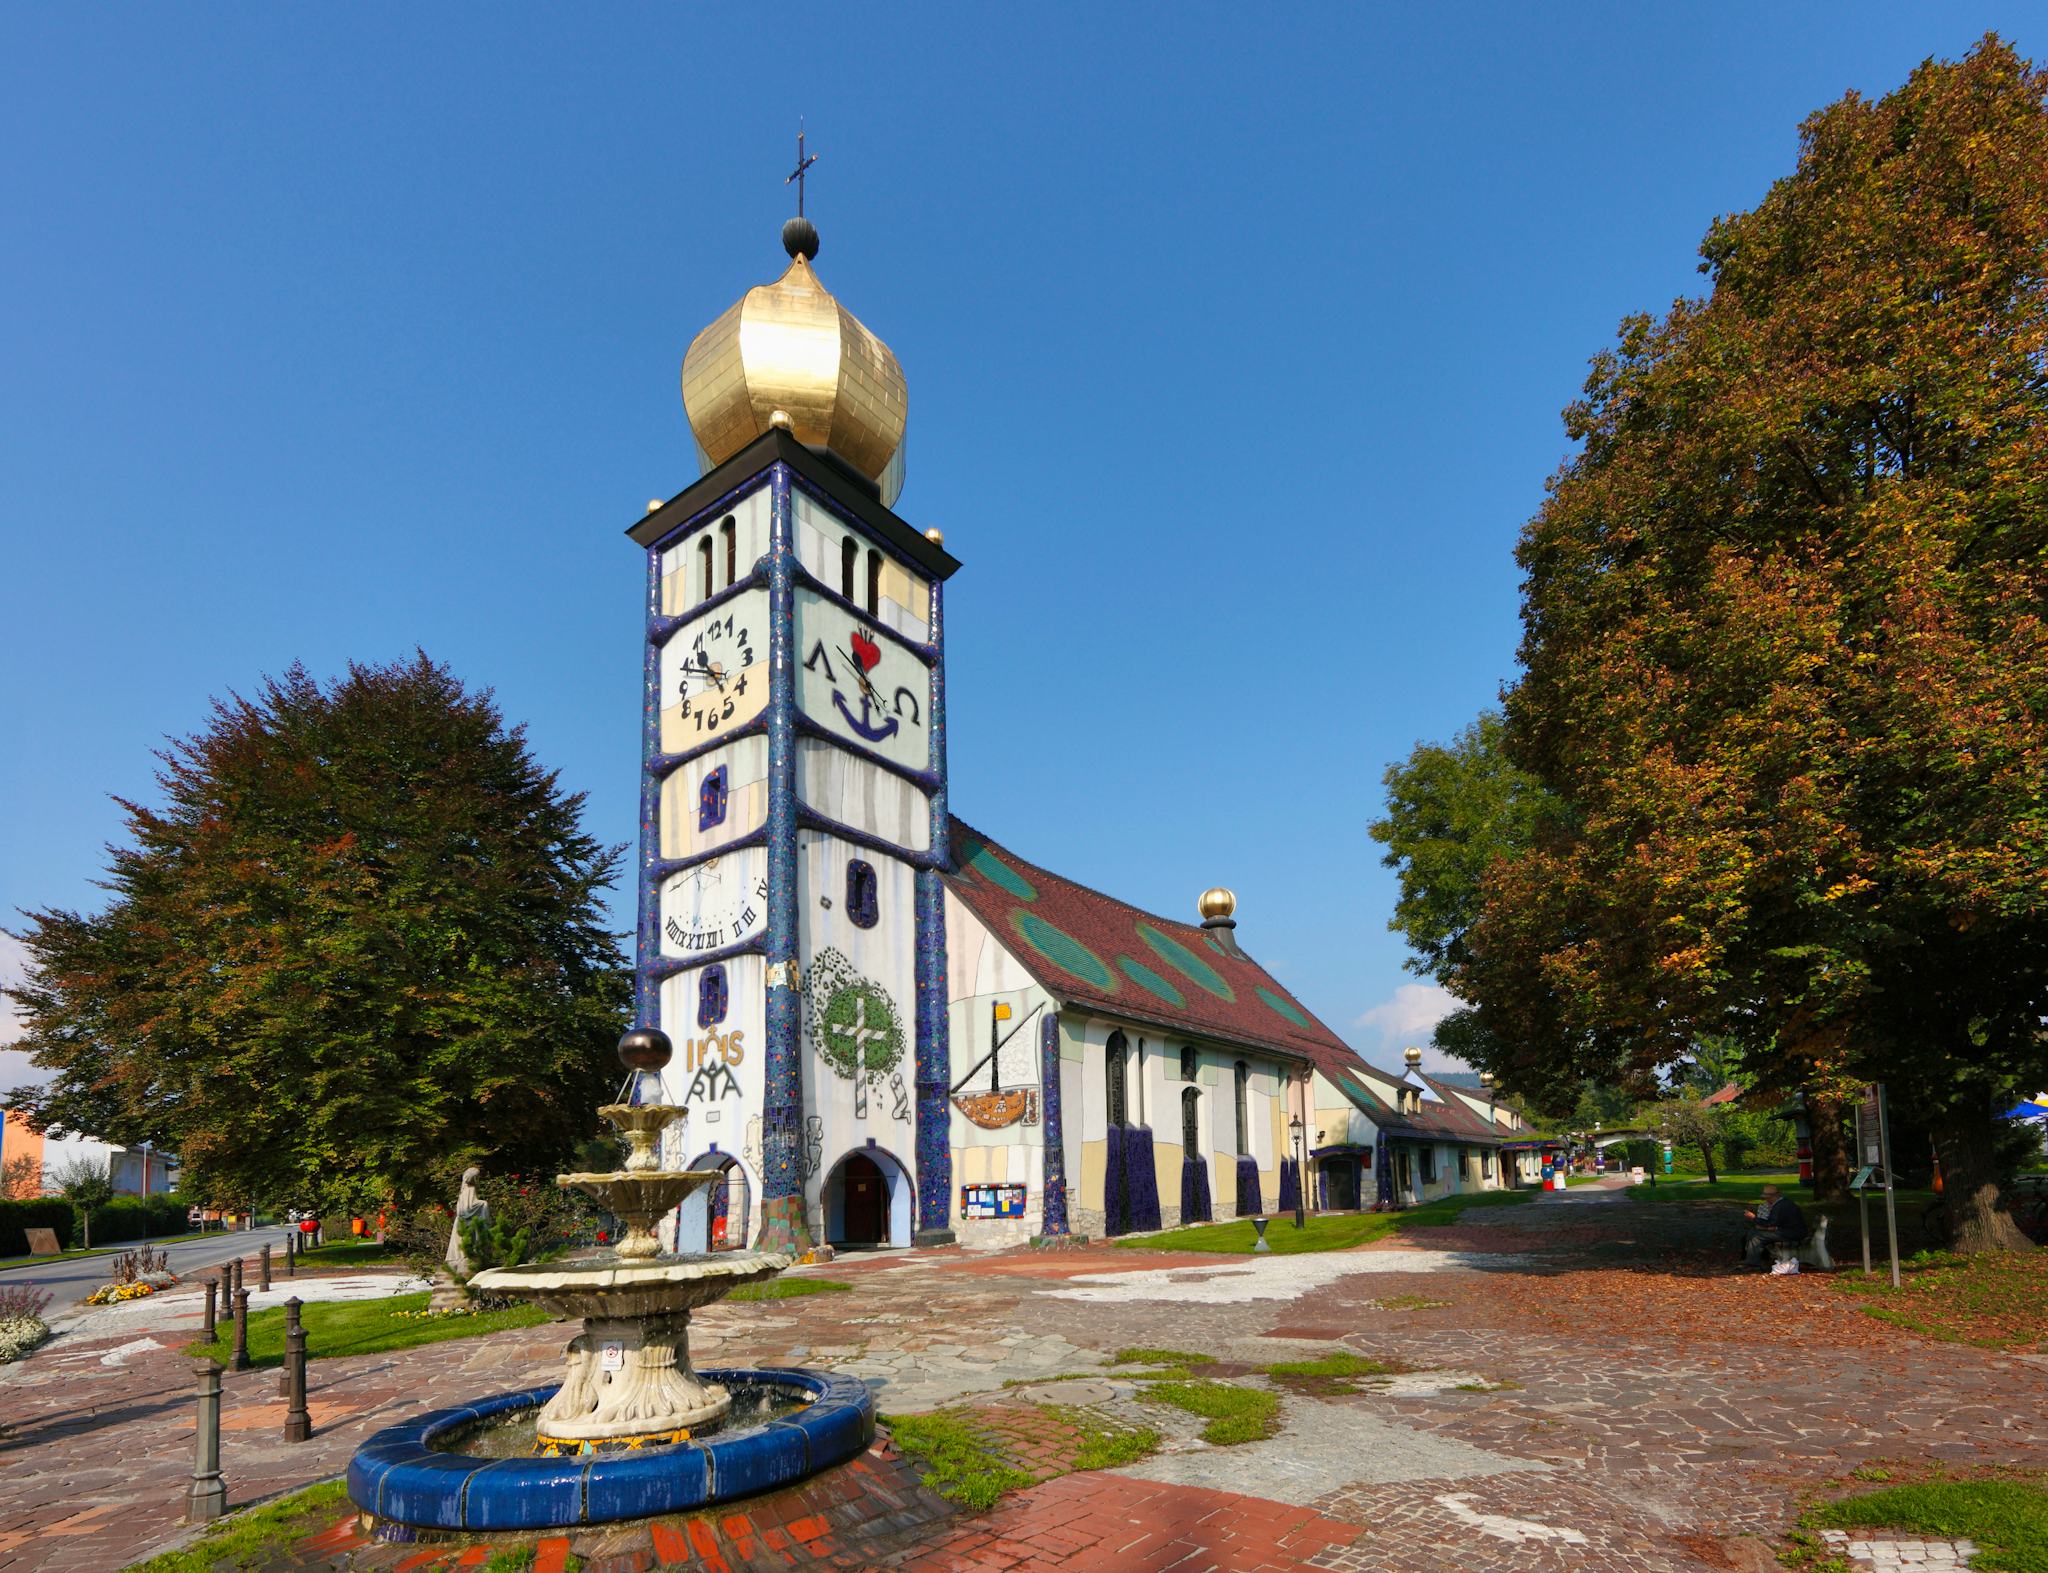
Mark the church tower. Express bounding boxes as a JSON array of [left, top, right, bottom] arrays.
[[629, 214, 959, 1254]]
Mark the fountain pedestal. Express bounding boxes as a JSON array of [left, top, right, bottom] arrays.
[[469, 1093, 792, 1454]]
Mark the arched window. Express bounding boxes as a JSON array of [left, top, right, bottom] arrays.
[[1105, 1031, 1128, 1129], [698, 765, 729, 831], [841, 536, 858, 600], [866, 548, 882, 615], [721, 516, 737, 587], [697, 964, 728, 1028], [1179, 1045, 1197, 1083], [845, 860, 879, 928], [1233, 1061, 1250, 1155], [697, 537, 714, 604], [1181, 1086, 1201, 1154]]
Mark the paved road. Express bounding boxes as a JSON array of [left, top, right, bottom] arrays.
[[8, 1225, 291, 1308]]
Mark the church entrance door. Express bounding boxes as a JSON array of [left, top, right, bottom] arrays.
[[1326, 1157, 1359, 1211], [840, 1154, 886, 1245]]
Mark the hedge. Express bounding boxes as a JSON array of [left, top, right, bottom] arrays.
[[0, 1198, 76, 1256], [86, 1192, 194, 1246]]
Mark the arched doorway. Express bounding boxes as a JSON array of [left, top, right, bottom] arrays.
[[823, 1146, 912, 1248], [1325, 1157, 1360, 1211], [677, 1153, 752, 1253]]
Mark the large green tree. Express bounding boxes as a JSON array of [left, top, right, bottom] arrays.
[[1455, 38, 2048, 1251], [6, 656, 628, 1213]]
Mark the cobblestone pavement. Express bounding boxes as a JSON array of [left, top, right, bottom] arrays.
[[3, 1193, 2042, 1571]]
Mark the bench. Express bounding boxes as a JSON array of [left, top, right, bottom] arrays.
[[1770, 1213, 1832, 1271]]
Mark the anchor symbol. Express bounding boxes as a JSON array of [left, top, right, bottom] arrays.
[[832, 688, 900, 745]]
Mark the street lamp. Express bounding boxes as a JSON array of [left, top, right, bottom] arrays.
[[1480, 1073, 1497, 1188], [1288, 1112, 1307, 1228]]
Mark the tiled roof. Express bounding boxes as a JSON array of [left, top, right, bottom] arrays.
[[1315, 1062, 1506, 1147], [944, 819, 1356, 1064], [1701, 1082, 1744, 1107]]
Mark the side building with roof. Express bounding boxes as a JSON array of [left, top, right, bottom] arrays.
[[937, 821, 1535, 1244]]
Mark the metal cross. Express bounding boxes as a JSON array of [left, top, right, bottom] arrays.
[[785, 123, 818, 217]]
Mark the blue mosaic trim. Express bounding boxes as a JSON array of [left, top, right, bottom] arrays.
[[1037, 1013, 1069, 1236], [1102, 1125, 1128, 1236], [636, 936, 766, 993], [794, 807, 948, 870], [644, 468, 778, 557], [647, 564, 769, 649], [644, 827, 770, 887], [1234, 1154, 1263, 1219], [760, 465, 805, 1220], [786, 471, 959, 582], [787, 565, 939, 664], [789, 711, 944, 792], [647, 714, 773, 785], [1122, 1126, 1162, 1232], [912, 574, 951, 1236], [1179, 1156, 1213, 1224], [346, 1369, 874, 1531], [1277, 1157, 1301, 1216], [635, 546, 664, 1028]]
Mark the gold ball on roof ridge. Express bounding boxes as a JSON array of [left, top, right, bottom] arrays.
[[1196, 887, 1236, 921], [680, 234, 908, 507]]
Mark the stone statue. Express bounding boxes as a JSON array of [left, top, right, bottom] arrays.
[[430, 1165, 489, 1311]]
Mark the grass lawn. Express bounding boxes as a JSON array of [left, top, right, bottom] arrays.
[[1833, 1250, 2048, 1350], [1627, 1173, 1802, 1203], [726, 1277, 851, 1301], [1111, 1188, 1533, 1255], [291, 1240, 396, 1270], [187, 1290, 550, 1368], [128, 1481, 351, 1573], [1795, 1476, 2048, 1571], [880, 1410, 1041, 1510], [1137, 1378, 1281, 1445]]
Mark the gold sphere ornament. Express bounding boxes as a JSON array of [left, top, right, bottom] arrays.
[[680, 227, 908, 506], [923, 527, 945, 547], [1403, 1046, 1424, 1069], [1196, 887, 1237, 922]]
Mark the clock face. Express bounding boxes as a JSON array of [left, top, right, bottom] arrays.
[[794, 589, 931, 774], [660, 847, 769, 957], [661, 590, 770, 755]]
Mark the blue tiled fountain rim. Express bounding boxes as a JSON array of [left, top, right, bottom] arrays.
[[347, 1367, 875, 1532]]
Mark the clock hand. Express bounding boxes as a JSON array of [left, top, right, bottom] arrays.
[[840, 647, 882, 704]]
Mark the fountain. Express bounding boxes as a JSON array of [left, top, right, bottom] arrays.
[[346, 1028, 875, 1537]]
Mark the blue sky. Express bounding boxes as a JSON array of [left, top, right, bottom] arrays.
[[3, 5, 2039, 1086]]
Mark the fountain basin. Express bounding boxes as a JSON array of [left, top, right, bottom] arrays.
[[470, 1250, 791, 1320], [346, 1369, 875, 1534]]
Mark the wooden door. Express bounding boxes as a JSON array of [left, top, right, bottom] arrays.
[[842, 1155, 886, 1244]]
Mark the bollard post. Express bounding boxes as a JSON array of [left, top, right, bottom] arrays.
[[232, 1257, 244, 1297], [230, 1287, 251, 1372], [282, 1298, 311, 1442], [202, 1277, 218, 1343], [186, 1360, 227, 1522], [260, 1242, 272, 1293], [285, 1231, 296, 1277]]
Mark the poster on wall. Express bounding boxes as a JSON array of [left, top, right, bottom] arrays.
[[961, 1183, 1027, 1220]]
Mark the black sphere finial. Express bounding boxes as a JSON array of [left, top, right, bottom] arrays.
[[783, 215, 820, 261], [617, 1026, 673, 1073]]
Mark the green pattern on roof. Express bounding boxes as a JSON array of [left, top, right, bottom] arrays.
[[1118, 957, 1186, 1008], [960, 834, 1036, 901], [1011, 911, 1116, 992], [1135, 923, 1235, 1001], [1256, 987, 1311, 1029]]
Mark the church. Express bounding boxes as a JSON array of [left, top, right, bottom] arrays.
[[638, 211, 1510, 1254]]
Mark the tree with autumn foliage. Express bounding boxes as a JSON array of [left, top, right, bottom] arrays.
[[5, 656, 628, 1215], [1385, 38, 2048, 1252]]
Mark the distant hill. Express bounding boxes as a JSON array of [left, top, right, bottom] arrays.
[[1429, 1071, 1486, 1090]]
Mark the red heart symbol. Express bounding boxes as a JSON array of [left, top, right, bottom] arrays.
[[851, 631, 880, 674]]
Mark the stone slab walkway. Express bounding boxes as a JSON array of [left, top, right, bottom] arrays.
[[2, 1201, 2040, 1572]]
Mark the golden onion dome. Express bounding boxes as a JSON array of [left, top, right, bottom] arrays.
[[681, 220, 907, 506], [1197, 887, 1237, 922]]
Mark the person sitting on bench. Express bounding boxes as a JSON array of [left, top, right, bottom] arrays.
[[1741, 1184, 1806, 1268]]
